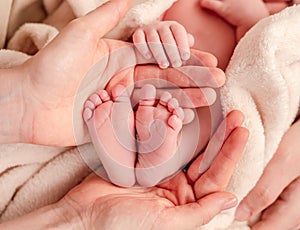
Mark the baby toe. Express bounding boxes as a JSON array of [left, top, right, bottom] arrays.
[[83, 107, 93, 122], [98, 90, 111, 102], [168, 114, 183, 132], [139, 84, 156, 106], [173, 107, 184, 121], [167, 98, 179, 112], [182, 109, 195, 125], [159, 92, 172, 107], [84, 100, 96, 110], [89, 93, 102, 107]]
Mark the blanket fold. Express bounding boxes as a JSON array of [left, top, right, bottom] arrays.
[[199, 5, 300, 230]]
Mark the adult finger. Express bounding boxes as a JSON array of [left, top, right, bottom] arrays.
[[193, 127, 249, 199], [158, 27, 183, 67], [145, 30, 170, 68], [133, 29, 153, 60], [134, 65, 225, 88], [162, 192, 238, 229], [75, 0, 131, 39], [187, 110, 245, 182], [135, 47, 219, 67], [170, 23, 191, 61], [252, 177, 300, 230], [188, 49, 218, 67], [197, 110, 245, 174], [235, 120, 300, 221]]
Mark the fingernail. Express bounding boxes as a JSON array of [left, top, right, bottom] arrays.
[[221, 197, 238, 211], [235, 204, 251, 221]]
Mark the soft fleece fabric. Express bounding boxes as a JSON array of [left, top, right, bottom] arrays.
[[200, 5, 300, 230]]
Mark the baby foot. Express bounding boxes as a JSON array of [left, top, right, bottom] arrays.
[[135, 84, 184, 186], [83, 85, 136, 187]]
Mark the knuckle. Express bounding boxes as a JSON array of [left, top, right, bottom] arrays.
[[204, 170, 224, 191]]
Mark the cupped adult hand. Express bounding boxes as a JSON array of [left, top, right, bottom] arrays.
[[0, 109, 248, 230], [17, 0, 225, 147], [56, 111, 248, 230], [235, 119, 300, 230]]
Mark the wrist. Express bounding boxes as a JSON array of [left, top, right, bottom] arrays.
[[0, 201, 82, 230], [53, 198, 87, 230], [0, 67, 27, 143]]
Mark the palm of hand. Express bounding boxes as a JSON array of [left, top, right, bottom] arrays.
[[64, 173, 195, 230], [21, 21, 136, 146]]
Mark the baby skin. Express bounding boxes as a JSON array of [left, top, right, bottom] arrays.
[[129, 0, 288, 185], [83, 84, 185, 187], [83, 0, 288, 188], [162, 0, 287, 69]]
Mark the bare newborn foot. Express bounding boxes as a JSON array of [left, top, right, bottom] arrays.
[[83, 85, 136, 187], [135, 84, 184, 186]]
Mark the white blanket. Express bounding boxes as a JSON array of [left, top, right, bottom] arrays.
[[200, 5, 300, 230]]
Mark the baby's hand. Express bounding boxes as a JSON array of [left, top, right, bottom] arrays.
[[133, 21, 194, 69], [200, 0, 269, 40], [200, 0, 269, 29]]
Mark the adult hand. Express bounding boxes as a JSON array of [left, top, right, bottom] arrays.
[[0, 110, 248, 230], [54, 111, 248, 230], [187, 110, 249, 199], [235, 119, 300, 230], [13, 0, 225, 147]]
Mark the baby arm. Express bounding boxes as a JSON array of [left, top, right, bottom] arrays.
[[132, 21, 194, 69], [201, 0, 269, 41]]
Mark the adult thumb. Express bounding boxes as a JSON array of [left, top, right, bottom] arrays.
[[78, 0, 131, 39]]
